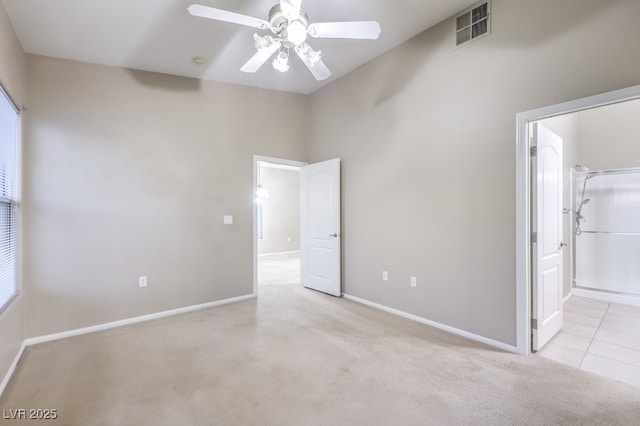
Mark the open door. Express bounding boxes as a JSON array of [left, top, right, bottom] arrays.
[[532, 123, 564, 351], [300, 159, 341, 297]]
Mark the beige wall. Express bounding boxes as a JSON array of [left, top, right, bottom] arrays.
[[258, 166, 300, 255], [308, 0, 640, 345], [0, 3, 26, 388], [24, 56, 308, 337], [539, 115, 579, 298], [576, 99, 640, 170]]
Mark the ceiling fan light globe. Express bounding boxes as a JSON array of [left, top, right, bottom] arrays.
[[296, 43, 321, 66], [307, 49, 321, 66], [272, 51, 290, 72], [285, 20, 308, 45], [253, 34, 273, 50], [295, 42, 309, 55]]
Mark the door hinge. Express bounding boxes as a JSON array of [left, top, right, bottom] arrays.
[[531, 232, 537, 243], [530, 146, 537, 157], [531, 318, 538, 330]]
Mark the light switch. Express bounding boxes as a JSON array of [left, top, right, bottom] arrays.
[[224, 215, 233, 225]]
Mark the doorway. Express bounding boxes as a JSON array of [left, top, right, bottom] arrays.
[[516, 84, 640, 356], [253, 156, 305, 293], [516, 85, 640, 387], [252, 156, 343, 297]]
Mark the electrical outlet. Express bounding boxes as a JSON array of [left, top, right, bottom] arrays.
[[382, 271, 389, 281], [410, 276, 417, 287], [139, 276, 148, 288]]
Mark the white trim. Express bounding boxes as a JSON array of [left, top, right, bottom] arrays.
[[253, 155, 306, 295], [515, 84, 640, 355], [254, 155, 306, 168], [573, 288, 640, 307], [0, 80, 20, 112], [343, 293, 517, 354], [259, 162, 301, 171], [563, 292, 573, 305], [0, 340, 26, 397], [258, 250, 300, 257], [24, 294, 255, 346]]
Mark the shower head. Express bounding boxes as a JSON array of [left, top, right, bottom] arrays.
[[575, 165, 590, 172]]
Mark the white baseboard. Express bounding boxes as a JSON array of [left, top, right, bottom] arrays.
[[1, 294, 255, 398], [342, 293, 518, 354], [573, 288, 640, 307], [0, 340, 26, 398], [563, 292, 573, 304], [25, 294, 256, 346]]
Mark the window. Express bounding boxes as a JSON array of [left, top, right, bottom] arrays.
[[0, 85, 19, 313]]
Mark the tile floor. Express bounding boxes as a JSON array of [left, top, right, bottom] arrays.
[[537, 295, 640, 388]]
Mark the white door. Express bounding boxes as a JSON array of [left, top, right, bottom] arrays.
[[532, 123, 564, 351], [300, 159, 341, 297]]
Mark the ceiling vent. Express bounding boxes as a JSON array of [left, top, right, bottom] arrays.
[[455, 1, 490, 47]]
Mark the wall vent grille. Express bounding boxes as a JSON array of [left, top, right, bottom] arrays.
[[456, 1, 491, 47]]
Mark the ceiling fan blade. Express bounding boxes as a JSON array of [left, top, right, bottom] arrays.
[[308, 21, 381, 39], [188, 4, 269, 29], [280, 0, 302, 20], [240, 41, 282, 73], [295, 47, 331, 81]]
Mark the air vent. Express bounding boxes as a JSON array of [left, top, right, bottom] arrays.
[[455, 1, 490, 47]]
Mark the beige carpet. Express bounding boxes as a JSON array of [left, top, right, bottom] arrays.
[[2, 274, 640, 424], [258, 251, 301, 286]]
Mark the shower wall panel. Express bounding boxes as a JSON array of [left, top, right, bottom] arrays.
[[574, 171, 640, 296]]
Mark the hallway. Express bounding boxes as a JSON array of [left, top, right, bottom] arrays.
[[258, 252, 300, 286]]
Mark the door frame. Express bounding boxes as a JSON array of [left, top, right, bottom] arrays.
[[515, 84, 640, 355], [252, 155, 307, 296]]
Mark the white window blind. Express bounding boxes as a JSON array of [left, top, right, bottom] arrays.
[[0, 86, 19, 312]]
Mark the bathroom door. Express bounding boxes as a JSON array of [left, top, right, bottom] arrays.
[[532, 123, 564, 351]]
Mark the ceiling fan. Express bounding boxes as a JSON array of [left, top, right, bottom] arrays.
[[188, 1, 381, 81]]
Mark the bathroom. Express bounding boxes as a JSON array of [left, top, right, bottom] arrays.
[[535, 97, 640, 386]]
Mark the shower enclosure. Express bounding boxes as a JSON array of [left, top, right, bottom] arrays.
[[573, 167, 640, 297]]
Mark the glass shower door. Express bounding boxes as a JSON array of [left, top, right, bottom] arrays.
[[574, 169, 640, 296]]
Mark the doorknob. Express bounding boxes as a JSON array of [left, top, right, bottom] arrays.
[[329, 233, 340, 238], [559, 242, 568, 249]]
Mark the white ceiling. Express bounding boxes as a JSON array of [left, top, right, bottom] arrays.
[[3, 0, 477, 94]]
